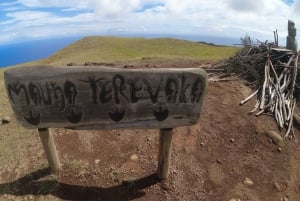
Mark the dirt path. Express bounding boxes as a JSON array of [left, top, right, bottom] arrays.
[[1, 60, 300, 201], [53, 79, 300, 201]]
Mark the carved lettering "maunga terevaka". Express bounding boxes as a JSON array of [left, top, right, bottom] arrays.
[[4, 66, 207, 129], [7, 81, 77, 112], [80, 74, 203, 105]]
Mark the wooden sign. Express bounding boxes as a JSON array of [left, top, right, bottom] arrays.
[[4, 66, 207, 129]]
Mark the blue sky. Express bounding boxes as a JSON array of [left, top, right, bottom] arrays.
[[0, 0, 299, 45]]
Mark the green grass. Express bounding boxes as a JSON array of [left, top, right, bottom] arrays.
[[19, 36, 238, 66]]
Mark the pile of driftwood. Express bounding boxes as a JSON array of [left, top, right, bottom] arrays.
[[220, 35, 299, 138]]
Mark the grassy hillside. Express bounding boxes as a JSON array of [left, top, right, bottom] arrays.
[[22, 36, 238, 66]]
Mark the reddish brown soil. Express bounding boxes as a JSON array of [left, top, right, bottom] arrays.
[[50, 60, 300, 201], [2, 60, 300, 201]]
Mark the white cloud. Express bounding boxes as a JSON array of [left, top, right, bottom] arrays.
[[88, 0, 142, 17], [226, 0, 265, 13], [6, 11, 52, 21], [0, 0, 299, 44], [292, 0, 300, 15], [2, 6, 23, 12], [16, 0, 88, 8]]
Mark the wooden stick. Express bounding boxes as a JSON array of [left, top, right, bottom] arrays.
[[260, 61, 270, 109], [286, 55, 295, 67], [265, 89, 276, 109], [280, 73, 290, 92], [157, 128, 173, 180], [249, 100, 260, 114], [287, 100, 292, 120], [38, 128, 61, 173], [282, 95, 288, 122], [290, 55, 298, 94], [255, 109, 265, 116], [240, 89, 258, 105], [285, 100, 296, 137]]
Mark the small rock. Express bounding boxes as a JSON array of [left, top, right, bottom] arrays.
[[160, 180, 172, 191], [216, 159, 222, 164], [67, 62, 77, 66], [243, 177, 254, 186], [229, 198, 241, 201], [274, 181, 287, 192], [229, 138, 235, 143], [265, 130, 284, 147], [200, 142, 205, 146], [2, 116, 11, 124], [94, 159, 100, 164], [280, 196, 289, 201], [277, 147, 282, 152], [274, 182, 282, 192], [130, 154, 138, 161]]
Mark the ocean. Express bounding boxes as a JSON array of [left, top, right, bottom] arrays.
[[0, 37, 81, 68], [0, 34, 239, 68]]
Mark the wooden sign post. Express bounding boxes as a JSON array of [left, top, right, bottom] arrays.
[[38, 128, 61, 173], [5, 65, 207, 180], [158, 128, 173, 179]]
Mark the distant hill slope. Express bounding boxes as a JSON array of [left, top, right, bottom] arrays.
[[21, 36, 237, 66]]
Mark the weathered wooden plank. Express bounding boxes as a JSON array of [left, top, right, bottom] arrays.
[[4, 65, 207, 129]]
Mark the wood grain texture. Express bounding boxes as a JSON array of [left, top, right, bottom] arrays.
[[4, 65, 208, 129]]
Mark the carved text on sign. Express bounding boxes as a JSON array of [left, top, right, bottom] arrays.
[[5, 66, 207, 129]]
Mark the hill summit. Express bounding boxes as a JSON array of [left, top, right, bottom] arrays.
[[22, 36, 237, 66]]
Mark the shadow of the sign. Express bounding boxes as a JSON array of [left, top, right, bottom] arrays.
[[0, 168, 159, 201]]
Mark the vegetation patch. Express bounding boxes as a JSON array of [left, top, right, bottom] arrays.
[[15, 36, 237, 66]]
